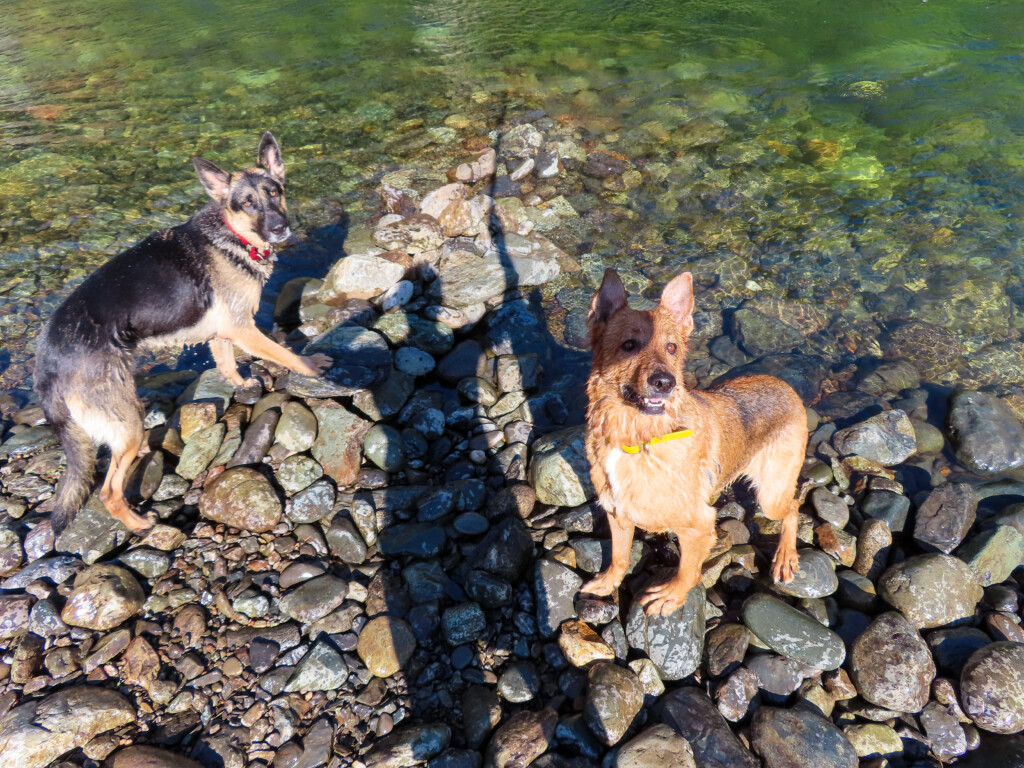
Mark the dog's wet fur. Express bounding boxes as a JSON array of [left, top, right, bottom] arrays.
[[35, 132, 330, 537], [583, 269, 807, 615]]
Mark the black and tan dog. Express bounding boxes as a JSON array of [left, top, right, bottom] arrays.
[[35, 132, 331, 536]]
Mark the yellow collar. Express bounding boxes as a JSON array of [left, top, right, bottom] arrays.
[[616, 429, 694, 454]]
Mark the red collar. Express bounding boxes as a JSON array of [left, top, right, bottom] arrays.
[[222, 215, 272, 262]]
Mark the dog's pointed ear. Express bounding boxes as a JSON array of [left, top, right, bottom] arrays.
[[257, 131, 285, 182], [589, 269, 628, 333], [193, 157, 230, 201], [661, 271, 695, 331]]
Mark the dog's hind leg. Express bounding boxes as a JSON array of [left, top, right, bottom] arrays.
[[744, 424, 805, 583], [98, 416, 153, 534], [70, 385, 153, 534]]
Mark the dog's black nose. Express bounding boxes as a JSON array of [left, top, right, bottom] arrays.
[[270, 222, 288, 235], [648, 370, 676, 394]]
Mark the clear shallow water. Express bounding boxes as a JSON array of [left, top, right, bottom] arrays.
[[1, 0, 1023, 395]]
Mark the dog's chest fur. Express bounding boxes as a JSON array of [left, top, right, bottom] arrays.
[[600, 439, 719, 533], [140, 249, 265, 350]]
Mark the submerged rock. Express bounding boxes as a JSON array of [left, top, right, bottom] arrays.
[[947, 391, 1024, 475]]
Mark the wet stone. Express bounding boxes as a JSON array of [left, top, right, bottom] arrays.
[[751, 707, 858, 768], [534, 557, 582, 637], [919, 701, 968, 761], [463, 686, 501, 750], [463, 570, 511, 608], [497, 661, 540, 703], [377, 522, 446, 558], [877, 553, 983, 628], [960, 641, 1024, 734], [957, 525, 1024, 587], [0, 594, 33, 639], [309, 403, 371, 486], [831, 409, 916, 466], [284, 641, 348, 693], [914, 483, 977, 554], [484, 710, 555, 768], [584, 662, 644, 746], [0, 529, 23, 577], [842, 723, 903, 759], [280, 561, 325, 589], [528, 424, 594, 507], [657, 687, 759, 768], [574, 597, 618, 625], [60, 564, 144, 631], [287, 479, 335, 524], [275, 401, 318, 454], [176, 423, 225, 479], [771, 549, 837, 598], [746, 654, 814, 699], [705, 622, 751, 678], [558, 619, 615, 667], [809, 487, 849, 528], [624, 583, 706, 680], [363, 424, 406, 473], [226, 409, 279, 468], [280, 575, 348, 623], [612, 724, 696, 768], [716, 667, 760, 722], [442, 602, 486, 646], [118, 547, 170, 579], [55, 495, 132, 564], [948, 391, 1024, 475], [108, 745, 204, 768], [357, 616, 416, 678], [0, 425, 58, 459], [742, 593, 845, 670], [199, 467, 282, 532], [849, 611, 935, 712], [1, 555, 83, 590], [365, 724, 451, 768], [0, 686, 135, 768], [835, 570, 877, 612], [326, 517, 367, 564], [373, 313, 454, 355], [860, 490, 911, 534], [297, 326, 392, 396], [276, 454, 323, 494]]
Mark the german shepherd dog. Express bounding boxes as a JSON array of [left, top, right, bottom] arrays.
[[583, 269, 806, 614], [35, 132, 331, 536]]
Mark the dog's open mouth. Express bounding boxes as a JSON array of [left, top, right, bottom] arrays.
[[623, 385, 666, 415]]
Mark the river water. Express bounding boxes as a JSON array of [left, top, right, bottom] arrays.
[[1, 0, 1023, 397]]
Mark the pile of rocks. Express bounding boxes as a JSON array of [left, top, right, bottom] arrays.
[[1, 125, 1023, 768]]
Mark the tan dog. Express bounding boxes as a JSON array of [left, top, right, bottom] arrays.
[[582, 269, 807, 615]]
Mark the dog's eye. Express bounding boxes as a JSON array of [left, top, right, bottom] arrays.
[[666, 342, 677, 354], [621, 339, 638, 352], [242, 199, 253, 208], [268, 189, 277, 197]]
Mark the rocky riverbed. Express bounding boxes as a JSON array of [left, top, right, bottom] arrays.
[[1, 121, 1024, 768]]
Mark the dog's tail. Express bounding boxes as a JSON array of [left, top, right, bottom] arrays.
[[50, 418, 95, 536], [36, 329, 96, 537]]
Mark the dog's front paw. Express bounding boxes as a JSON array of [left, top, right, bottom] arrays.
[[299, 353, 333, 377], [771, 546, 800, 584], [582, 571, 620, 598], [637, 577, 696, 616]]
